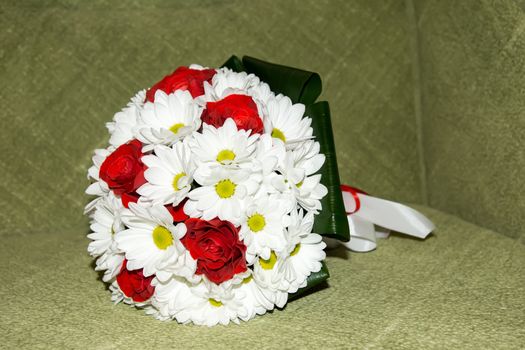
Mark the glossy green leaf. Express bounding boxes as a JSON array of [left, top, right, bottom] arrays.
[[221, 55, 244, 72], [242, 56, 322, 105], [288, 261, 330, 300], [307, 101, 350, 242]]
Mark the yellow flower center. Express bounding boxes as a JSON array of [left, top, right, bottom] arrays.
[[169, 123, 185, 134], [215, 179, 236, 199], [216, 149, 236, 164], [152, 226, 173, 250], [209, 298, 223, 307], [271, 128, 286, 142], [172, 172, 186, 191], [296, 181, 304, 188], [259, 251, 278, 270], [290, 243, 301, 256], [247, 213, 266, 232], [242, 275, 253, 284]]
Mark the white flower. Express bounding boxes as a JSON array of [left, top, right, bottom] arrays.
[[239, 194, 291, 263], [153, 279, 246, 326], [203, 69, 261, 101], [155, 249, 198, 284], [106, 90, 145, 147], [186, 167, 259, 225], [200, 69, 275, 125], [95, 251, 125, 283], [87, 193, 125, 282], [233, 272, 275, 321], [137, 143, 195, 206], [272, 150, 327, 214], [190, 118, 258, 172], [264, 95, 313, 150], [115, 204, 187, 277], [249, 81, 275, 105], [278, 210, 326, 293], [251, 134, 286, 196], [252, 250, 288, 308], [87, 193, 124, 257], [135, 90, 202, 151], [85, 147, 113, 206]]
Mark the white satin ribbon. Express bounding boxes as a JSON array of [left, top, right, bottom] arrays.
[[325, 189, 435, 252]]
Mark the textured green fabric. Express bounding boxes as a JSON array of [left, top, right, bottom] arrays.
[[414, 0, 525, 239], [2, 1, 525, 348], [2, 207, 524, 349], [0, 0, 422, 237]]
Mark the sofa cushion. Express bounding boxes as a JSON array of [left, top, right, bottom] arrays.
[[415, 0, 525, 239], [2, 206, 523, 348]]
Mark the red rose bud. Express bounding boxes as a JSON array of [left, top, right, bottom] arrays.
[[201, 94, 264, 135], [99, 140, 146, 196], [116, 260, 155, 302], [181, 218, 247, 284], [145, 66, 216, 102]]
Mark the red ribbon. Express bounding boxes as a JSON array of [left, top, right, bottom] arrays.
[[340, 184, 367, 215]]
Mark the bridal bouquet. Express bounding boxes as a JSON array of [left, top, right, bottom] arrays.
[[85, 56, 350, 326]]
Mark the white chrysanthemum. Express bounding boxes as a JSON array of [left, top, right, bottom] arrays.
[[272, 150, 327, 214], [87, 193, 125, 282], [135, 90, 202, 151], [95, 250, 125, 283], [251, 250, 288, 308], [279, 210, 326, 293], [200, 69, 275, 123], [251, 134, 286, 196], [85, 147, 113, 209], [191, 118, 259, 173], [155, 249, 198, 284], [233, 272, 275, 321], [87, 193, 124, 257], [264, 95, 313, 150], [249, 80, 276, 105], [115, 204, 187, 277], [153, 279, 246, 326], [239, 195, 292, 263], [203, 69, 261, 101], [137, 143, 195, 206], [106, 90, 145, 147], [186, 167, 260, 225]]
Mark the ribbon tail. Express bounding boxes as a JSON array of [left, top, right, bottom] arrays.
[[340, 215, 378, 252], [354, 194, 435, 239]]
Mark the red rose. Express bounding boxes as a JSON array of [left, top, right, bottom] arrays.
[[145, 66, 216, 102], [181, 218, 247, 284], [201, 94, 264, 134], [99, 140, 146, 196], [116, 260, 155, 302]]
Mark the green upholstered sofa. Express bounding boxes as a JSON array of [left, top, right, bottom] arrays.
[[1, 1, 524, 348]]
